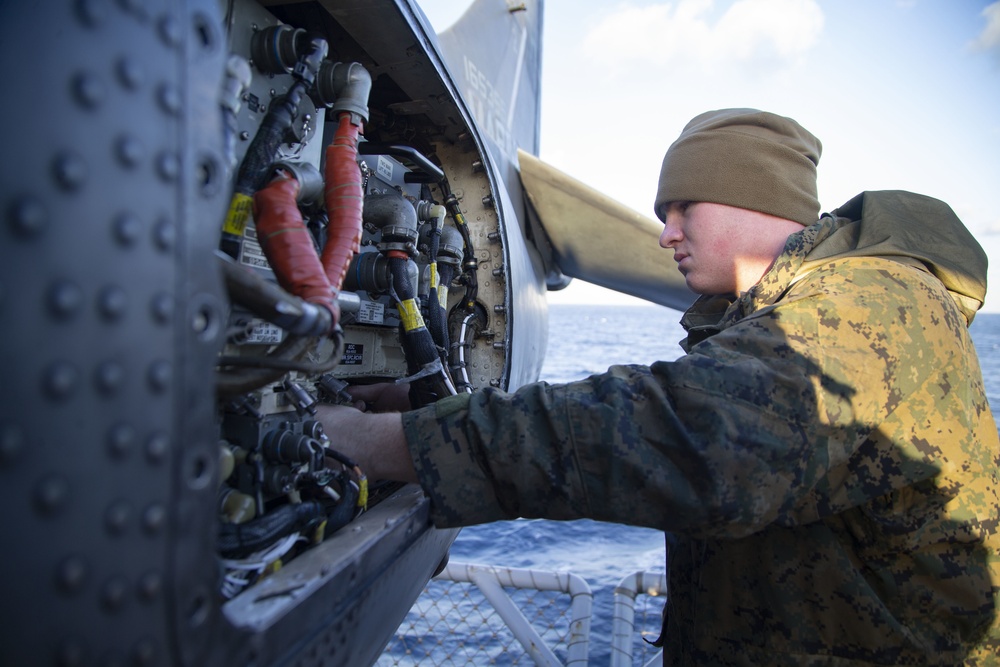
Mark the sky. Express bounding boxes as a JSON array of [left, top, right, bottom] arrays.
[[417, 0, 1000, 312]]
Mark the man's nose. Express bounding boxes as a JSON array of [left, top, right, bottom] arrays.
[[659, 219, 681, 248]]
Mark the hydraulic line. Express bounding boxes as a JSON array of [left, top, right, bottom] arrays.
[[389, 254, 437, 369], [418, 202, 449, 359], [321, 112, 365, 296], [216, 330, 344, 374], [443, 191, 479, 311], [215, 335, 313, 398], [357, 143, 445, 184], [219, 249, 332, 337], [388, 252, 457, 406], [451, 310, 482, 394], [252, 171, 339, 324], [218, 500, 325, 559], [222, 37, 328, 245]]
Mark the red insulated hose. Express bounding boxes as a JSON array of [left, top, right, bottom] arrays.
[[252, 172, 339, 323], [322, 113, 364, 294]]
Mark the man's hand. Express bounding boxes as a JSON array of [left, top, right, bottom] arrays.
[[315, 404, 417, 483], [347, 382, 412, 413]]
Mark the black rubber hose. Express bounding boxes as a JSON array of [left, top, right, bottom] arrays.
[[233, 38, 327, 197], [425, 225, 446, 353], [443, 193, 479, 309], [324, 473, 360, 535], [435, 262, 455, 357], [389, 256, 437, 368], [218, 501, 325, 559]]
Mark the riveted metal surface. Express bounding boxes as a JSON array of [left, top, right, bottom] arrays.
[[0, 0, 226, 664]]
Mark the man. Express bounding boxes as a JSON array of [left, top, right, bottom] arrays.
[[319, 109, 1000, 664]]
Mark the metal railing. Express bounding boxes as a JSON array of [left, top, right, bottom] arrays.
[[610, 571, 667, 667], [379, 562, 665, 666]]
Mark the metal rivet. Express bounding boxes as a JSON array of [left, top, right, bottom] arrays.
[[35, 474, 70, 514], [151, 293, 173, 324], [43, 361, 79, 400], [185, 450, 213, 490], [145, 432, 169, 465], [192, 12, 218, 53], [53, 152, 88, 191], [72, 71, 106, 109], [191, 309, 208, 334], [116, 56, 144, 90], [197, 154, 221, 197], [101, 576, 129, 612], [147, 360, 171, 393], [115, 135, 144, 168], [98, 285, 128, 320], [105, 500, 131, 535], [107, 422, 135, 459], [142, 503, 165, 534], [153, 217, 174, 251], [95, 360, 125, 395], [191, 298, 221, 341], [8, 195, 48, 237], [157, 83, 181, 116], [55, 555, 88, 594], [138, 571, 162, 601], [156, 151, 179, 181], [0, 424, 25, 467], [113, 212, 141, 246], [158, 14, 180, 47], [48, 280, 84, 319]]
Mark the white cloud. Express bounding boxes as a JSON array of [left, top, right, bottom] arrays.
[[582, 0, 824, 70], [970, 1, 1000, 53]]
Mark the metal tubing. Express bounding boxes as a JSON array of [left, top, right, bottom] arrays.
[[610, 571, 667, 667]]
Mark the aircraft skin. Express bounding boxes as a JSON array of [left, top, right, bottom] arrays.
[[0, 1, 691, 665]]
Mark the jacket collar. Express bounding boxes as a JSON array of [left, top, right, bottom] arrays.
[[679, 216, 839, 351]]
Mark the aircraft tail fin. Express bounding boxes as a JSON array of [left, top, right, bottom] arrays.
[[435, 0, 543, 162]]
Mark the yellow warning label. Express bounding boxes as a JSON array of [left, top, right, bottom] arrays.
[[398, 298, 426, 332], [438, 286, 449, 310], [223, 192, 254, 236], [429, 263, 439, 290]]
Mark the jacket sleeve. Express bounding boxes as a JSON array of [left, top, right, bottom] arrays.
[[402, 259, 981, 538]]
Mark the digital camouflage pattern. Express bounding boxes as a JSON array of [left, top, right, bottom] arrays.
[[402, 190, 1000, 665]]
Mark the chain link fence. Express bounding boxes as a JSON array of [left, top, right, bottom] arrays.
[[377, 562, 665, 666]]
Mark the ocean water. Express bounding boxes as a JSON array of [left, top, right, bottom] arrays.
[[425, 305, 1000, 664]]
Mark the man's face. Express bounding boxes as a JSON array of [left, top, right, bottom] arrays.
[[658, 201, 798, 296]]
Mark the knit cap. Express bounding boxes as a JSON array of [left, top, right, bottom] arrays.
[[654, 109, 822, 226]]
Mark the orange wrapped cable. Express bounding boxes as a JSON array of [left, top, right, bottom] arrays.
[[322, 113, 364, 295], [252, 172, 339, 324]]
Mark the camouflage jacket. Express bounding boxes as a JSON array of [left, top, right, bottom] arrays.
[[402, 191, 1000, 665]]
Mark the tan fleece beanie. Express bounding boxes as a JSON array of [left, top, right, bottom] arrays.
[[654, 109, 822, 226]]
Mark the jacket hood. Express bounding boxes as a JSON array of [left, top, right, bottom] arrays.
[[802, 190, 988, 324]]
